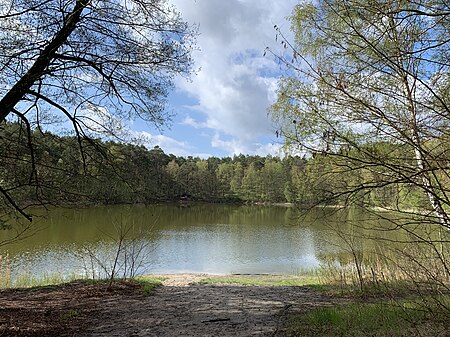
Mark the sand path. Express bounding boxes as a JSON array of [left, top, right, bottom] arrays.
[[80, 275, 335, 337], [0, 275, 337, 337]]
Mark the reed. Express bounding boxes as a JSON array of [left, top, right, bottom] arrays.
[[0, 254, 11, 288]]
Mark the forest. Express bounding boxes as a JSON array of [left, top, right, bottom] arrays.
[[0, 121, 433, 211]]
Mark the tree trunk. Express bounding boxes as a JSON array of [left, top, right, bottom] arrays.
[[401, 73, 450, 231], [0, 0, 90, 123], [389, 11, 450, 231]]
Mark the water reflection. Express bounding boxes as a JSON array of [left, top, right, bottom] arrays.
[[0, 204, 407, 280]]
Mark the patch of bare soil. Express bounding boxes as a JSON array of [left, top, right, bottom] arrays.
[[0, 276, 337, 337]]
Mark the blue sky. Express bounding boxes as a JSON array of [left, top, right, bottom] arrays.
[[132, 0, 298, 158]]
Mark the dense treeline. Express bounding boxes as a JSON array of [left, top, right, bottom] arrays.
[[0, 122, 305, 207], [1, 121, 440, 210]]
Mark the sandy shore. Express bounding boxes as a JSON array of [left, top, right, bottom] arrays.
[[0, 274, 337, 337]]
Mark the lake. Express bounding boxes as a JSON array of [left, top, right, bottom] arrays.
[[0, 203, 405, 282]]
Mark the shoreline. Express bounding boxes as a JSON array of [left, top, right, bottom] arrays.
[[142, 273, 318, 287]]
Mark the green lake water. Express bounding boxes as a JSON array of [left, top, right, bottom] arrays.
[[0, 204, 408, 280]]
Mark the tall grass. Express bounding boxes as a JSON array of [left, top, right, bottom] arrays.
[[316, 221, 450, 297], [0, 254, 82, 289], [0, 254, 11, 288], [287, 299, 450, 337], [12, 272, 81, 288], [318, 247, 450, 293], [315, 234, 450, 337]]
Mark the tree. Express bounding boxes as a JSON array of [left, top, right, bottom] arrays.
[[260, 159, 284, 202], [270, 0, 450, 300], [165, 159, 181, 198], [0, 0, 196, 220], [241, 163, 262, 202], [216, 162, 235, 200], [270, 0, 450, 231]]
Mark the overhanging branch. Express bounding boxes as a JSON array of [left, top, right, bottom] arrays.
[[0, 0, 90, 123], [0, 185, 33, 222]]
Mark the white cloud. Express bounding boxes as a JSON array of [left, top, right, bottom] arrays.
[[211, 134, 246, 155], [211, 133, 282, 157], [134, 131, 194, 157], [77, 104, 127, 138], [180, 115, 207, 129], [254, 142, 283, 157], [131, 131, 213, 158], [170, 0, 296, 150]]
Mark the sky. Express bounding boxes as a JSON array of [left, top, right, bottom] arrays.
[[132, 0, 298, 158]]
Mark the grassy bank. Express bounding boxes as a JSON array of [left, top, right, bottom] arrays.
[[198, 274, 323, 288], [0, 269, 164, 291], [285, 297, 450, 337]]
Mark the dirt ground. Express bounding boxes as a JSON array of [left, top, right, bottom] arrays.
[[0, 274, 337, 337]]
